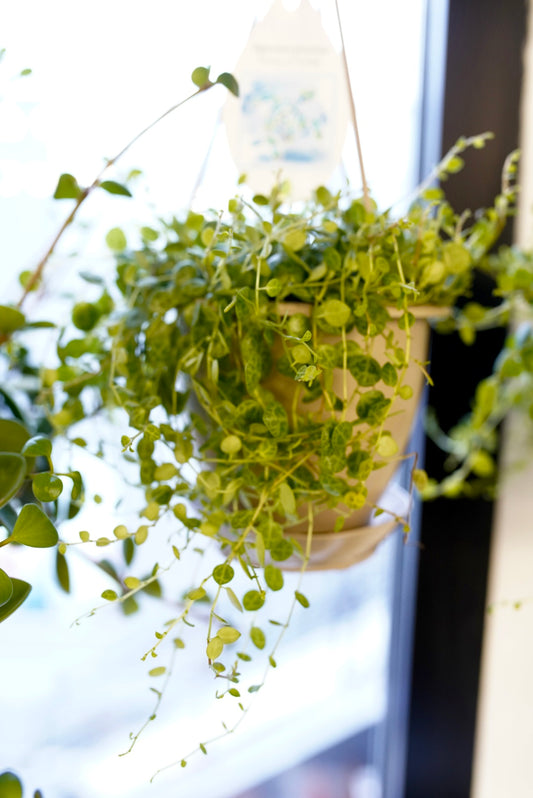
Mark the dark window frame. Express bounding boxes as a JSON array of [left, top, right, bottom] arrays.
[[405, 3, 528, 797]]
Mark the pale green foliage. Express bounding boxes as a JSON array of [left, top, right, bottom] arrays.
[[0, 123, 528, 769]]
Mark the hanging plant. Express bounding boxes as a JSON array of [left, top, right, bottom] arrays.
[[0, 56, 529, 774]]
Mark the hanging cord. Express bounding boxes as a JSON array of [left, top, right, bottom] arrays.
[[334, 0, 371, 210]]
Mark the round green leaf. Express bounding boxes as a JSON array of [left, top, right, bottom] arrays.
[[71, 302, 100, 332], [217, 626, 241, 644], [220, 435, 242, 455], [356, 390, 391, 425], [11, 504, 59, 548], [317, 299, 351, 328], [191, 66, 211, 88], [381, 362, 398, 387], [0, 453, 26, 508], [0, 771, 23, 798], [212, 564, 235, 585], [21, 435, 52, 457], [0, 568, 14, 607], [0, 579, 31, 623], [243, 590, 265, 611], [32, 473, 63, 502], [264, 564, 284, 591], [265, 278, 282, 297], [250, 626, 266, 649], [0, 419, 31, 454], [0, 305, 26, 333], [269, 538, 294, 562], [105, 227, 127, 251], [263, 403, 289, 439], [347, 355, 382, 387], [283, 229, 307, 251]]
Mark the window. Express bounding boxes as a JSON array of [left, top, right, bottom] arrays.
[[1, 3, 438, 796]]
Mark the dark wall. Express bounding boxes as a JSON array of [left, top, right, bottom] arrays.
[[405, 2, 528, 797]]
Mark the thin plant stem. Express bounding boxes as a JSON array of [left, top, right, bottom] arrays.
[[17, 87, 209, 308]]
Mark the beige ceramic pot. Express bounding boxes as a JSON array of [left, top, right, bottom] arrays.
[[281, 482, 410, 571], [262, 302, 447, 568]]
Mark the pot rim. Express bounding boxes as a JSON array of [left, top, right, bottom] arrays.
[[275, 301, 450, 321]]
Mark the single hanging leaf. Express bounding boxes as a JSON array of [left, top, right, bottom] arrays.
[[99, 180, 132, 197], [243, 590, 265, 611], [0, 578, 32, 623], [55, 550, 70, 593], [11, 504, 59, 548], [263, 403, 289, 438], [212, 563, 234, 585], [278, 482, 296, 516], [317, 299, 351, 328], [53, 173, 83, 200], [191, 66, 211, 89], [105, 227, 127, 251], [148, 666, 166, 677], [0, 568, 14, 607], [264, 564, 284, 591], [250, 626, 266, 649], [216, 72, 239, 96], [0, 453, 26, 509], [283, 229, 307, 251], [32, 473, 63, 502], [0, 419, 30, 453], [206, 637, 224, 660], [295, 590, 310, 608], [225, 586, 243, 612], [217, 626, 241, 644], [0, 771, 23, 798], [0, 305, 25, 333], [21, 435, 52, 457]]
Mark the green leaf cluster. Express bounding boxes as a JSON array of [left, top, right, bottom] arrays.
[[2, 127, 529, 767], [0, 417, 62, 622]]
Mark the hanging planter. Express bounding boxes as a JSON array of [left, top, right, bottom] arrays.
[[0, 60, 525, 774], [38, 134, 516, 591], [257, 300, 447, 569]]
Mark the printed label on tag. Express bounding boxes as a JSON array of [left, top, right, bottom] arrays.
[[224, 0, 349, 200]]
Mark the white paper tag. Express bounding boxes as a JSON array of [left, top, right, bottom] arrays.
[[223, 0, 349, 200]]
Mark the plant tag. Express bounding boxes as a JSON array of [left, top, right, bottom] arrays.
[[224, 0, 349, 199]]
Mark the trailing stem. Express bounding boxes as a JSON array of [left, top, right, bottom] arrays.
[[17, 80, 231, 308]]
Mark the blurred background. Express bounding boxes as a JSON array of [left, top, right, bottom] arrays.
[[0, 1, 531, 797]]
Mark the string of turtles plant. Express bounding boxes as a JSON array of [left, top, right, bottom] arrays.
[[19, 137, 525, 771], [0, 65, 239, 622], [1, 60, 529, 772], [423, 242, 533, 499]]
